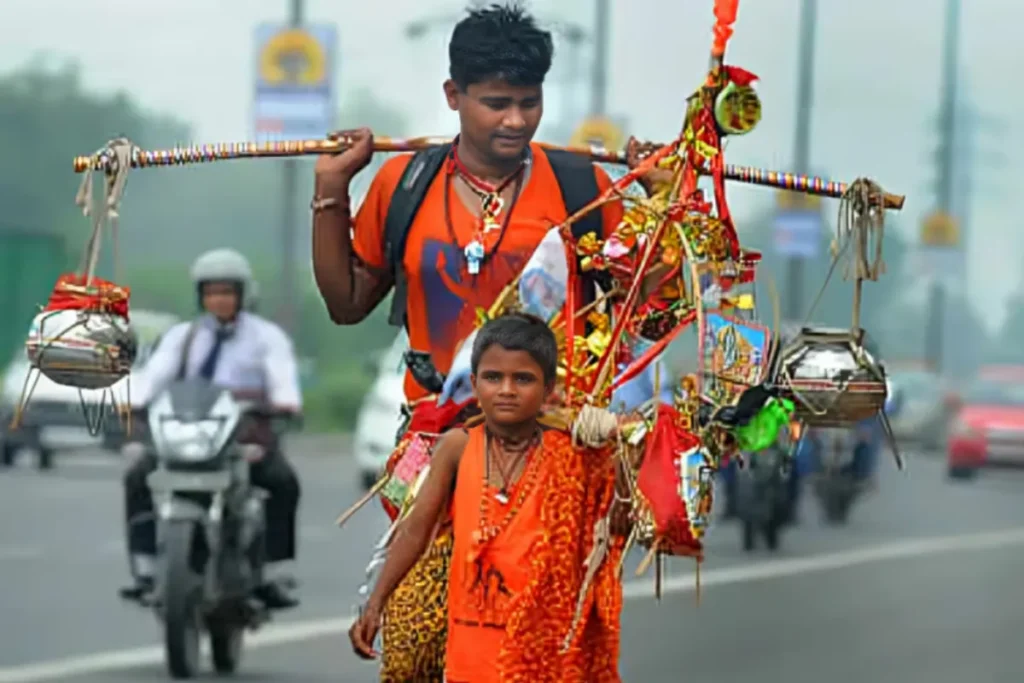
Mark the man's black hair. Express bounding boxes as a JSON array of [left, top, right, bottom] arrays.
[[448, 3, 554, 90], [471, 312, 558, 384]]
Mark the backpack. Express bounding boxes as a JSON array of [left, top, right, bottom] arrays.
[[382, 143, 609, 328]]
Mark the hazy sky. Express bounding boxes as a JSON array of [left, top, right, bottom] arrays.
[[2, 0, 1020, 324]]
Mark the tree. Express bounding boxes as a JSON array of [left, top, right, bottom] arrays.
[[335, 87, 411, 201], [988, 290, 1024, 364], [0, 58, 190, 250]]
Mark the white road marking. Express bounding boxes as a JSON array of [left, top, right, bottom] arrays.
[[1, 525, 1023, 682], [0, 526, 340, 564]]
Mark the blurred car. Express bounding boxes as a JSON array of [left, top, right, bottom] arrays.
[[946, 369, 1024, 480], [353, 331, 408, 490], [887, 368, 951, 450], [0, 309, 180, 468]]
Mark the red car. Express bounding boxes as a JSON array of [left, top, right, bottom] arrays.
[[947, 368, 1024, 479]]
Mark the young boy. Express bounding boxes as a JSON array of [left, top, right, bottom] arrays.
[[349, 313, 624, 682]]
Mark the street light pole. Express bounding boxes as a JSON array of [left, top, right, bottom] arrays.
[[924, 0, 961, 374], [785, 0, 817, 321], [278, 0, 304, 336]]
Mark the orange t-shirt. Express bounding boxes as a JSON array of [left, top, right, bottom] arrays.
[[445, 424, 545, 683], [352, 143, 623, 401]]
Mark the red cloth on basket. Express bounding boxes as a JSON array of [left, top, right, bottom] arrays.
[[636, 404, 703, 554], [44, 273, 130, 318]]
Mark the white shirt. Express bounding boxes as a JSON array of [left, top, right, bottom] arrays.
[[132, 312, 302, 410]]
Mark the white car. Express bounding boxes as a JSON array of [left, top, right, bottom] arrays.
[[0, 309, 180, 468], [887, 367, 951, 451], [353, 331, 408, 490]]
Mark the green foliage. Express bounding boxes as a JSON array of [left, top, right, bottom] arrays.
[[0, 59, 412, 430], [987, 291, 1024, 365], [0, 59, 190, 243], [302, 361, 377, 433]]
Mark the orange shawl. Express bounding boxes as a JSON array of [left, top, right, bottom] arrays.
[[497, 428, 623, 682]]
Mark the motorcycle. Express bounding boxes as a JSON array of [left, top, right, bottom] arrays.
[[805, 426, 868, 524], [801, 372, 902, 525], [736, 442, 792, 552], [134, 378, 291, 679]]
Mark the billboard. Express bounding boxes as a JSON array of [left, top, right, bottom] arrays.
[[252, 24, 338, 141]]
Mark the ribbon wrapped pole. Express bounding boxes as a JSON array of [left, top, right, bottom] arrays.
[[72, 136, 905, 211]]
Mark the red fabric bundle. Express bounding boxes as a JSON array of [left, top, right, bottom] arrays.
[[44, 273, 130, 318], [380, 397, 475, 521], [636, 404, 703, 554]]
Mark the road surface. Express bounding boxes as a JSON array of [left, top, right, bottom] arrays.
[[0, 441, 1021, 682]]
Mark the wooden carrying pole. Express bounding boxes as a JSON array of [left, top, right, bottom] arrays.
[[73, 135, 906, 211]]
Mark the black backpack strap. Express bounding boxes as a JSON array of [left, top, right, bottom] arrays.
[[544, 149, 612, 304], [383, 143, 452, 327]]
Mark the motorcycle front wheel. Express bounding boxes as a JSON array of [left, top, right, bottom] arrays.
[[162, 521, 203, 679]]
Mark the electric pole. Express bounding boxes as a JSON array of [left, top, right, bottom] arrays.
[[785, 0, 817, 321], [591, 0, 610, 116], [277, 0, 304, 336], [923, 0, 960, 374]]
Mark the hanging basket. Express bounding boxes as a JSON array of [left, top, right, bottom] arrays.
[[773, 326, 887, 427], [25, 273, 136, 390]]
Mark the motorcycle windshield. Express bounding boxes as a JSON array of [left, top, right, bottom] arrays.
[[162, 378, 228, 421]]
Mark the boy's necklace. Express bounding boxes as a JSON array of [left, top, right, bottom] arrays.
[[470, 430, 543, 560], [487, 429, 540, 504]]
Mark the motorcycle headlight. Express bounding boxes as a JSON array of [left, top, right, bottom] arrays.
[[159, 419, 225, 462]]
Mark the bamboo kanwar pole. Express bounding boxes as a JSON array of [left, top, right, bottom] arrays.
[[72, 135, 906, 211]]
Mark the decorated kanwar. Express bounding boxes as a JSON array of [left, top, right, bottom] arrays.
[[48, 1, 905, 681]]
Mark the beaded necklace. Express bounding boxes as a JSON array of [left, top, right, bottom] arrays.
[[467, 429, 543, 564]]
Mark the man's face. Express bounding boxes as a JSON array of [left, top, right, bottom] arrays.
[[471, 345, 551, 428], [445, 77, 543, 164], [201, 281, 240, 321]]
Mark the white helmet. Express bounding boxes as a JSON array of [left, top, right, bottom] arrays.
[[190, 248, 259, 310]]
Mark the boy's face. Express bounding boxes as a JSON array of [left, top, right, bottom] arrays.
[[444, 77, 543, 164], [471, 345, 551, 427]]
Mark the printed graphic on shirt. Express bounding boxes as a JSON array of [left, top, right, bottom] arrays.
[[418, 238, 534, 353]]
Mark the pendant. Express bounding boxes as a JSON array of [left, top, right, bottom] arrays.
[[482, 193, 504, 216], [482, 213, 501, 233], [464, 239, 485, 275], [495, 489, 509, 505]]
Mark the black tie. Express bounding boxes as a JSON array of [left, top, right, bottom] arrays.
[[198, 329, 229, 381]]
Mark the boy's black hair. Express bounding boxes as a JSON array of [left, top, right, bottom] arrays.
[[471, 312, 558, 384], [448, 3, 554, 90]]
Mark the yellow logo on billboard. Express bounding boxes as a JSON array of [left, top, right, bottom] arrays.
[[920, 211, 958, 247], [259, 29, 327, 86], [570, 117, 624, 151]]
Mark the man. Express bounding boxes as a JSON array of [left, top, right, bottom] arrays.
[[312, 5, 663, 677], [119, 248, 303, 610]]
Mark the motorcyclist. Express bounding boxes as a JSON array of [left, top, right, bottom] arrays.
[[118, 248, 303, 610]]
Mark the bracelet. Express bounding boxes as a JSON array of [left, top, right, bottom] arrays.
[[310, 196, 349, 213]]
